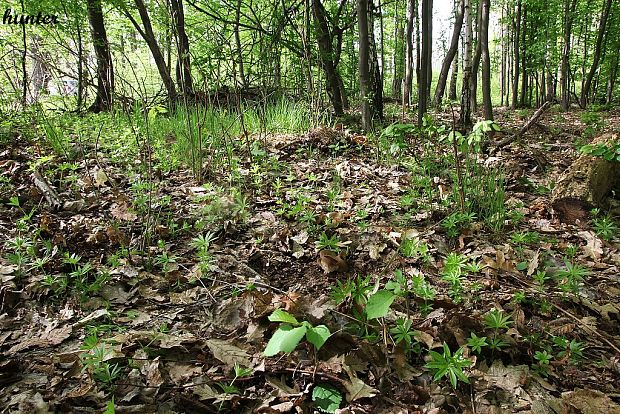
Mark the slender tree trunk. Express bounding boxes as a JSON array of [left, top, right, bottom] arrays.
[[500, 4, 505, 106], [312, 0, 344, 115], [392, 18, 404, 99], [87, 0, 114, 112], [234, 0, 247, 88], [511, 0, 521, 109], [418, 0, 432, 125], [581, 0, 612, 107], [20, 0, 27, 107], [560, 0, 577, 110], [170, 0, 193, 97], [369, 0, 384, 121], [519, 6, 527, 107], [403, 0, 415, 105], [433, 0, 463, 107], [459, 0, 472, 126], [480, 0, 492, 120], [606, 55, 618, 104], [469, 0, 482, 111], [448, 43, 459, 100], [128, 0, 177, 103], [358, 0, 371, 129]]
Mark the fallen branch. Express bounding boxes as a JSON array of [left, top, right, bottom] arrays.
[[32, 170, 62, 210], [493, 101, 553, 150]]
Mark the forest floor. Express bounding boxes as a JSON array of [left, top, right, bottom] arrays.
[[0, 104, 619, 414]]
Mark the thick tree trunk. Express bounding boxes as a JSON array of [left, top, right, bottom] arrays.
[[560, 0, 577, 111], [358, 0, 371, 129], [433, 0, 463, 107], [170, 0, 193, 97], [312, 0, 344, 115], [511, 0, 521, 109], [87, 0, 114, 112], [480, 0, 492, 120], [459, 0, 472, 126], [129, 0, 177, 103], [418, 0, 432, 125], [403, 0, 415, 106], [581, 0, 612, 107]]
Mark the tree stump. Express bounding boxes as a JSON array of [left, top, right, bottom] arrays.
[[552, 133, 620, 209]]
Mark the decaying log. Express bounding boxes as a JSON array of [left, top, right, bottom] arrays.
[[32, 170, 62, 210], [494, 101, 553, 149], [552, 133, 620, 208]]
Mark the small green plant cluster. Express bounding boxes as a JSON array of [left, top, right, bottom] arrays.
[[425, 343, 472, 388], [399, 237, 431, 262], [591, 209, 619, 240], [531, 336, 585, 377], [441, 252, 483, 303], [80, 335, 122, 389], [263, 309, 331, 356], [579, 140, 620, 162]]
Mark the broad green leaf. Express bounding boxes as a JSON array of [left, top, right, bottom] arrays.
[[268, 309, 299, 325], [365, 290, 395, 320], [306, 325, 331, 351], [312, 383, 342, 413], [264, 325, 307, 356]]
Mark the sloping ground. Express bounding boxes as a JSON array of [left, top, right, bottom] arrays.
[[0, 107, 619, 413]]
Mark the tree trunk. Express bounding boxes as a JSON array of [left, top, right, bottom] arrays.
[[480, 0, 492, 120], [87, 0, 114, 112], [312, 0, 344, 115], [469, 0, 482, 112], [234, 0, 247, 88], [392, 1, 404, 101], [128, 0, 177, 104], [560, 0, 577, 111], [519, 6, 527, 107], [418, 0, 432, 125], [459, 0, 472, 126], [369, 0, 384, 121], [511, 0, 521, 109], [403, 0, 415, 106], [581, 0, 612, 107], [358, 0, 371, 129], [170, 0, 193, 97], [606, 53, 619, 104], [433, 0, 463, 107], [449, 44, 459, 101]]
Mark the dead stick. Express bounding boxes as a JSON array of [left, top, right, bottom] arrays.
[[494, 101, 553, 149]]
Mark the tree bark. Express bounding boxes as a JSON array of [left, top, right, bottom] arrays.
[[369, 0, 384, 121], [87, 0, 114, 112], [469, 0, 482, 111], [459, 0, 472, 126], [403, 0, 415, 106], [433, 0, 463, 107], [449, 39, 459, 100], [312, 0, 345, 115], [170, 0, 193, 97], [234, 0, 247, 88], [392, 13, 404, 100], [358, 0, 371, 129], [511, 0, 521, 109], [480, 0, 492, 120], [560, 0, 577, 111], [418, 0, 432, 125], [127, 0, 177, 104], [581, 0, 612, 107]]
